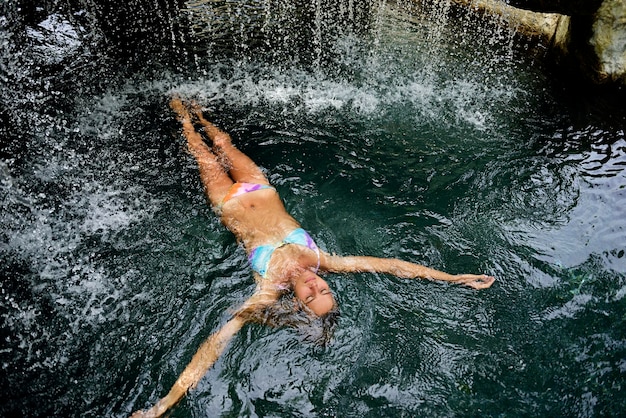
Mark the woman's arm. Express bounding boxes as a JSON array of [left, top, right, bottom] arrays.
[[130, 316, 245, 418], [320, 253, 495, 289], [130, 289, 278, 418]]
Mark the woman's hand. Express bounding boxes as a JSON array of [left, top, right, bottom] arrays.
[[130, 405, 160, 418], [129, 409, 153, 418], [129, 397, 173, 418], [452, 274, 495, 289]]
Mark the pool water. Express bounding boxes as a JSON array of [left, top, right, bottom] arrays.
[[1, 1, 625, 417]]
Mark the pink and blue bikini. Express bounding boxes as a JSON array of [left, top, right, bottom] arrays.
[[249, 228, 321, 278], [220, 182, 321, 278], [221, 182, 275, 204]]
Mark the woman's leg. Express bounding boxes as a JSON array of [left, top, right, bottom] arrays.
[[191, 104, 271, 185], [170, 98, 234, 207]]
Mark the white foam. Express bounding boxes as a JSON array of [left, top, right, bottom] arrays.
[[163, 2, 524, 131], [25, 14, 82, 64], [81, 187, 145, 234], [169, 58, 520, 135]]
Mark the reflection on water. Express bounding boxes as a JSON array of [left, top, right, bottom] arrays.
[[1, 0, 625, 417]]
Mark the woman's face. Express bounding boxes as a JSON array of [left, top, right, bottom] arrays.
[[292, 272, 335, 316]]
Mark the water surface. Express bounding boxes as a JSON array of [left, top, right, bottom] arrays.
[[1, 1, 625, 417]]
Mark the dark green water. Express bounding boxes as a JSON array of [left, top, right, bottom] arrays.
[[2, 1, 625, 417]]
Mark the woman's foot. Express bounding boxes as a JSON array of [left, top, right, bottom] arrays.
[[189, 100, 206, 121], [188, 101, 232, 148], [169, 96, 192, 124]]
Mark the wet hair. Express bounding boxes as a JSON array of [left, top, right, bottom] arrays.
[[293, 297, 340, 346], [234, 290, 340, 346]]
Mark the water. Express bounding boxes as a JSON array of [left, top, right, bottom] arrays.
[[1, 0, 625, 417]]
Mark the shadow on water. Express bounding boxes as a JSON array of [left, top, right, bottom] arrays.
[[1, 0, 625, 417]]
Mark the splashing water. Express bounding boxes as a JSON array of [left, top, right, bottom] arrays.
[[1, 0, 625, 417]]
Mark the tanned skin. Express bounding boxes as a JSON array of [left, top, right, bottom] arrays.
[[130, 98, 494, 417]]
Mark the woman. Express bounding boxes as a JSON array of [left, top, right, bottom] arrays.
[[131, 98, 495, 417]]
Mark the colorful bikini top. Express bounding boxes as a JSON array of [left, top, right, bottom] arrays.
[[249, 228, 321, 278]]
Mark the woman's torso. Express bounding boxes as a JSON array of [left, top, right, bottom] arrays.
[[219, 189, 320, 283], [219, 188, 301, 252]]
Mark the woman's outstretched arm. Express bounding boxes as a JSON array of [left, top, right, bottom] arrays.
[[130, 290, 278, 418], [320, 253, 495, 289]]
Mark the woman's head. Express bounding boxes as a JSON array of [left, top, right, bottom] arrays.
[[291, 271, 336, 316], [234, 273, 340, 344], [288, 270, 339, 344]]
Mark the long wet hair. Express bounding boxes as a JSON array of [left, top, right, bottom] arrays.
[[234, 288, 340, 345]]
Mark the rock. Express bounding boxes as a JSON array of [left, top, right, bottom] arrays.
[[448, 0, 626, 85], [590, 0, 626, 82]]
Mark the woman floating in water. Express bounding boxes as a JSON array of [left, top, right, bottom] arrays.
[[131, 98, 495, 417]]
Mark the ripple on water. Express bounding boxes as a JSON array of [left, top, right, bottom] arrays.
[[3, 1, 626, 416]]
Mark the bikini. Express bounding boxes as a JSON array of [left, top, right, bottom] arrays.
[[249, 228, 321, 278], [221, 182, 276, 205], [220, 182, 321, 278]]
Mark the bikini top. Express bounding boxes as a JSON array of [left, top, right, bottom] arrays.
[[248, 228, 320, 278]]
